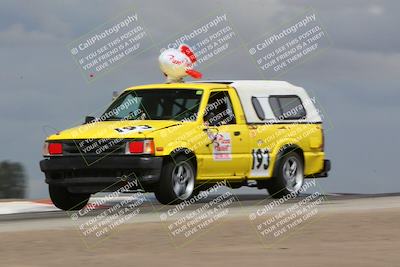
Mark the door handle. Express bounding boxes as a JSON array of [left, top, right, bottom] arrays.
[[234, 131, 240, 136], [277, 126, 287, 130]]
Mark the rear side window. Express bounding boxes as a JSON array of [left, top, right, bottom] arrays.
[[268, 95, 306, 120], [251, 97, 265, 120]]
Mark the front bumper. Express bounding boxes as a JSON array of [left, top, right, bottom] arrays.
[[40, 155, 163, 193]]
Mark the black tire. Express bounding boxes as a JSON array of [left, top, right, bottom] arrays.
[[154, 155, 196, 205], [266, 151, 304, 198], [49, 185, 90, 211]]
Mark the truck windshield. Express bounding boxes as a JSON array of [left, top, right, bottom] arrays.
[[102, 89, 203, 121]]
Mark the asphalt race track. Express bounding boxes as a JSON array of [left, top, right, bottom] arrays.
[[0, 192, 399, 223], [1, 193, 399, 267]]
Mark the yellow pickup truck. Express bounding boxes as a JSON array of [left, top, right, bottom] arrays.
[[40, 80, 330, 210]]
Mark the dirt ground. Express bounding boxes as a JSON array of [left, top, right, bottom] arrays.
[[0, 206, 399, 267]]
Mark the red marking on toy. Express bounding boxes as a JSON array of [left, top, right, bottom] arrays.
[[180, 45, 197, 63], [186, 69, 202, 79]]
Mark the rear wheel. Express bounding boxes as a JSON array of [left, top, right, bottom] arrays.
[[267, 151, 304, 198], [154, 156, 195, 204], [49, 185, 90, 211]]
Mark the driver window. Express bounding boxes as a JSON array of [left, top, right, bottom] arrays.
[[204, 91, 236, 126]]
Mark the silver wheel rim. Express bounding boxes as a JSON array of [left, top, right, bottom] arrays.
[[282, 156, 304, 193], [172, 162, 194, 200]]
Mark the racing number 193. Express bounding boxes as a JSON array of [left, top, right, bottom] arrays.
[[251, 148, 269, 171]]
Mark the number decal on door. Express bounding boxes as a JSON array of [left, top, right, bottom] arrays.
[[250, 148, 270, 177]]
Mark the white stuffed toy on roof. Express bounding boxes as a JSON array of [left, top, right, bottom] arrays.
[[158, 44, 202, 83]]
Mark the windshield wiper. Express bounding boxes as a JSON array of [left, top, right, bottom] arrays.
[[103, 117, 122, 121]]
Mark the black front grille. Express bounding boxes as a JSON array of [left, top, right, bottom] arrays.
[[62, 139, 126, 155]]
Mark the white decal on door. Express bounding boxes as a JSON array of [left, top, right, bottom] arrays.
[[212, 133, 232, 161]]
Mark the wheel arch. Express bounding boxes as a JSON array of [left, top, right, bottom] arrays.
[[272, 144, 304, 177], [168, 147, 197, 172]]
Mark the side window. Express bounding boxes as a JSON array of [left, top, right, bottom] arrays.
[[268, 97, 281, 118], [204, 91, 236, 126], [268, 95, 306, 120], [251, 97, 265, 120]]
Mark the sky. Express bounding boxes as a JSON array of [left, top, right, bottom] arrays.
[[0, 0, 399, 198]]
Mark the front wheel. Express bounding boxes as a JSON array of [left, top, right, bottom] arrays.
[[49, 185, 90, 211], [267, 152, 304, 198], [154, 156, 195, 204]]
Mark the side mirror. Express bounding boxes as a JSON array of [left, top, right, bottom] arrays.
[[112, 91, 119, 100], [84, 116, 96, 124], [203, 127, 219, 147]]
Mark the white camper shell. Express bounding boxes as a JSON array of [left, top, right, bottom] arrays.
[[193, 80, 322, 124]]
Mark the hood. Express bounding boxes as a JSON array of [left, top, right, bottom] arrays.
[[47, 120, 181, 140]]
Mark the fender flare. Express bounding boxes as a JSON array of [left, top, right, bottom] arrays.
[[272, 144, 304, 178]]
